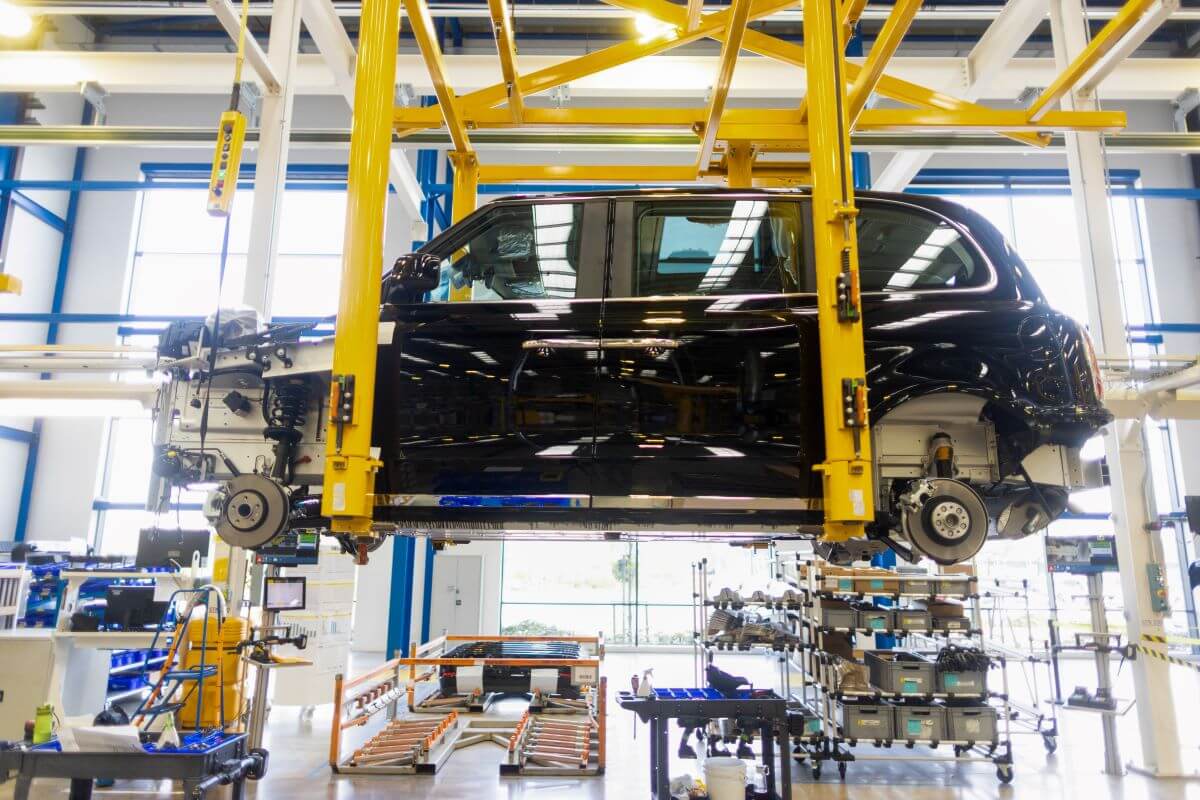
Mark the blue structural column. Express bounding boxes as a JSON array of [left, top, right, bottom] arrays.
[[386, 536, 417, 658], [420, 539, 435, 642]]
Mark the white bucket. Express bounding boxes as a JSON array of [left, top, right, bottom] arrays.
[[705, 757, 747, 800]]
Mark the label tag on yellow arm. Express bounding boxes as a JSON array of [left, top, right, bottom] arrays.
[[207, 109, 248, 217]]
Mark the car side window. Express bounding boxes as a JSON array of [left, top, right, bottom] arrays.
[[427, 202, 584, 301], [631, 199, 804, 297], [856, 204, 984, 291]]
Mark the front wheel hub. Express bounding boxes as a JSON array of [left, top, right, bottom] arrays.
[[899, 478, 987, 564]]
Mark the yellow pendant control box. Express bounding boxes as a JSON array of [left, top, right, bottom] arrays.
[[207, 109, 247, 217]]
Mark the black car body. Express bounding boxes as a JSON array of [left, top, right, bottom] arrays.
[[370, 189, 1110, 559]]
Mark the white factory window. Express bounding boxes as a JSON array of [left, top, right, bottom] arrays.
[[500, 540, 768, 645]]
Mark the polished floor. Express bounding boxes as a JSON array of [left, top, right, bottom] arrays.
[[4, 651, 1199, 799]]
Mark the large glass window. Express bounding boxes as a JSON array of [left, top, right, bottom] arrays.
[[856, 205, 983, 291], [633, 199, 804, 296], [430, 202, 583, 301], [500, 540, 769, 645]]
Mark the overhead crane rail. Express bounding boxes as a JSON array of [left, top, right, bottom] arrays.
[[321, 0, 1172, 550]]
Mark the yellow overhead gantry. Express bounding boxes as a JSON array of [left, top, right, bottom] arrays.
[[322, 0, 1167, 550]]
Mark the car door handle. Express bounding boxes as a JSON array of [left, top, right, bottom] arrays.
[[604, 338, 680, 350], [523, 338, 601, 350], [521, 338, 679, 350]]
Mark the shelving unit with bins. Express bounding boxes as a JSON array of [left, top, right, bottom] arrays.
[[784, 558, 1015, 783]]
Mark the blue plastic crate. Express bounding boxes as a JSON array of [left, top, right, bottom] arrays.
[[652, 688, 725, 700]]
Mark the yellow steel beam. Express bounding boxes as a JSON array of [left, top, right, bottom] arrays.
[[723, 141, 755, 187], [842, 0, 870, 37], [487, 0, 524, 123], [394, 104, 1124, 137], [846, 0, 922, 125], [449, 151, 479, 221], [715, 108, 1125, 139], [478, 164, 698, 182], [798, 0, 868, 121], [696, 0, 753, 172], [1026, 0, 1157, 122], [403, 0, 472, 153], [448, 151, 478, 302], [607, 0, 1047, 148], [686, 0, 704, 29], [858, 107, 1125, 131], [322, 0, 401, 539], [805, 0, 873, 540], [452, 0, 796, 115]]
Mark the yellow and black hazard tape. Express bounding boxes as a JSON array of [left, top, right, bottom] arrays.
[[1134, 634, 1200, 673], [1141, 632, 1200, 647]]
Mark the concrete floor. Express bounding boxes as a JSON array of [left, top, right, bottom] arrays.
[[4, 651, 1199, 799]]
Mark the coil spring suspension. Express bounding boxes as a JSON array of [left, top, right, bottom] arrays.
[[265, 378, 309, 481]]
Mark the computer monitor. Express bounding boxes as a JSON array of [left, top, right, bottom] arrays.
[[135, 528, 211, 569], [263, 577, 306, 612], [104, 585, 163, 630]]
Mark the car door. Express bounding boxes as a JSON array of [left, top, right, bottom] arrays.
[[372, 198, 606, 510], [593, 195, 821, 514]]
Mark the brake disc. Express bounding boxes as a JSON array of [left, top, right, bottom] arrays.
[[215, 473, 290, 549], [899, 478, 988, 565]]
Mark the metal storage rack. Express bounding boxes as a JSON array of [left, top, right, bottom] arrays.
[[973, 578, 1061, 754], [783, 558, 1016, 783]]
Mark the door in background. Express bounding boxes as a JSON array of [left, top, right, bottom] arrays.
[[428, 554, 484, 637]]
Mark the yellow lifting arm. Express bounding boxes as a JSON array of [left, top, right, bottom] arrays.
[[805, 0, 874, 539], [321, 0, 401, 542]]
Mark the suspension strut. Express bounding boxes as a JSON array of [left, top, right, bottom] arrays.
[[265, 377, 309, 483]]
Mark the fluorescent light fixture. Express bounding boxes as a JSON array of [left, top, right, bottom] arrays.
[[536, 445, 579, 457], [634, 12, 676, 41], [0, 0, 32, 38], [0, 398, 149, 418]]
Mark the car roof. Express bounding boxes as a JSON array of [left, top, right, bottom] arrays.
[[482, 186, 969, 216]]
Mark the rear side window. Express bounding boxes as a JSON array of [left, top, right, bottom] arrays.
[[632, 199, 804, 296], [856, 205, 985, 291], [428, 202, 583, 301]]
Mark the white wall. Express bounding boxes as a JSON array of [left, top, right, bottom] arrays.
[[353, 537, 503, 653], [0, 91, 85, 541]]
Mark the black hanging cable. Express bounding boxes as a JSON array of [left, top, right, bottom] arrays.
[[198, 214, 233, 478]]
